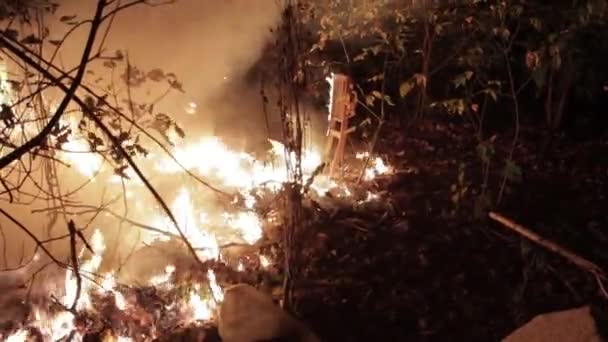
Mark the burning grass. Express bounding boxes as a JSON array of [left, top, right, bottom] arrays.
[[0, 128, 393, 341]]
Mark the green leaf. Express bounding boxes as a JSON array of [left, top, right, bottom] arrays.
[[399, 81, 413, 97]]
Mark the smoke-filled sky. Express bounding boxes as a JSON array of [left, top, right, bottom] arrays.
[[53, 0, 283, 145]]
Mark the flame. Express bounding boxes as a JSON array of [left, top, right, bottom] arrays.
[[5, 329, 28, 342], [259, 254, 271, 268], [0, 57, 395, 338], [146, 187, 220, 259], [60, 116, 104, 179], [207, 269, 224, 303], [188, 285, 214, 322], [364, 156, 392, 180], [149, 264, 176, 286], [326, 72, 335, 123]]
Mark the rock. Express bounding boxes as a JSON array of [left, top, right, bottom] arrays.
[[218, 284, 321, 342], [502, 305, 603, 342]]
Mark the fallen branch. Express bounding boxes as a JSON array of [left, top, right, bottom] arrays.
[[489, 211, 608, 298]]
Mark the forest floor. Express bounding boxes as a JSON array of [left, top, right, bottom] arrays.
[[293, 116, 608, 341], [1, 116, 607, 342]]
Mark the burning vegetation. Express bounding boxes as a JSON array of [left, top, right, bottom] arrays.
[[1, 0, 608, 341]]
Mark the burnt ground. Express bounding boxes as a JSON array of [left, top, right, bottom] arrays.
[[293, 117, 608, 342]]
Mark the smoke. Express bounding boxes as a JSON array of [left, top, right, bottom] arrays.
[[0, 1, 283, 266], [51, 0, 285, 145], [0, 0, 331, 285]]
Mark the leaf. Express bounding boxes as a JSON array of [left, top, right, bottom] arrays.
[[529, 17, 542, 31], [60, 15, 77, 22], [353, 51, 367, 62], [103, 60, 116, 69], [370, 44, 382, 55], [21, 35, 43, 45], [365, 94, 375, 107], [384, 95, 395, 106], [359, 118, 372, 127], [502, 159, 522, 182], [147, 68, 165, 82], [114, 50, 124, 61], [174, 123, 185, 139], [452, 73, 467, 89], [413, 73, 427, 88], [399, 81, 413, 97], [367, 73, 384, 82], [49, 39, 62, 46], [168, 79, 185, 93], [371, 90, 382, 99]]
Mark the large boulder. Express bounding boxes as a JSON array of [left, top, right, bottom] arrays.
[[218, 284, 321, 342], [502, 305, 604, 342]]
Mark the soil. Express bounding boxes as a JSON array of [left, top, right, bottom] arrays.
[[292, 117, 608, 342]]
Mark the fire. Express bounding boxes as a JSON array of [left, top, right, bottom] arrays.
[[0, 57, 395, 339], [63, 229, 105, 311], [259, 254, 271, 268], [188, 285, 214, 321], [5, 329, 28, 342], [146, 187, 220, 259], [356, 152, 392, 180]]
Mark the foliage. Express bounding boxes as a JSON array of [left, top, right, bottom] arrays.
[[297, 0, 608, 214]]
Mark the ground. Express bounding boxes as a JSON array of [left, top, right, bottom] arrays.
[[292, 116, 608, 341]]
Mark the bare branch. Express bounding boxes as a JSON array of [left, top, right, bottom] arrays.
[[0, 0, 107, 170]]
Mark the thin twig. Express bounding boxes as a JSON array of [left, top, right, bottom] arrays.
[[0, 0, 106, 170], [67, 220, 82, 312]]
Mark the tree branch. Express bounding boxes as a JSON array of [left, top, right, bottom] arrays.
[[489, 212, 608, 297], [0, 0, 107, 170]]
